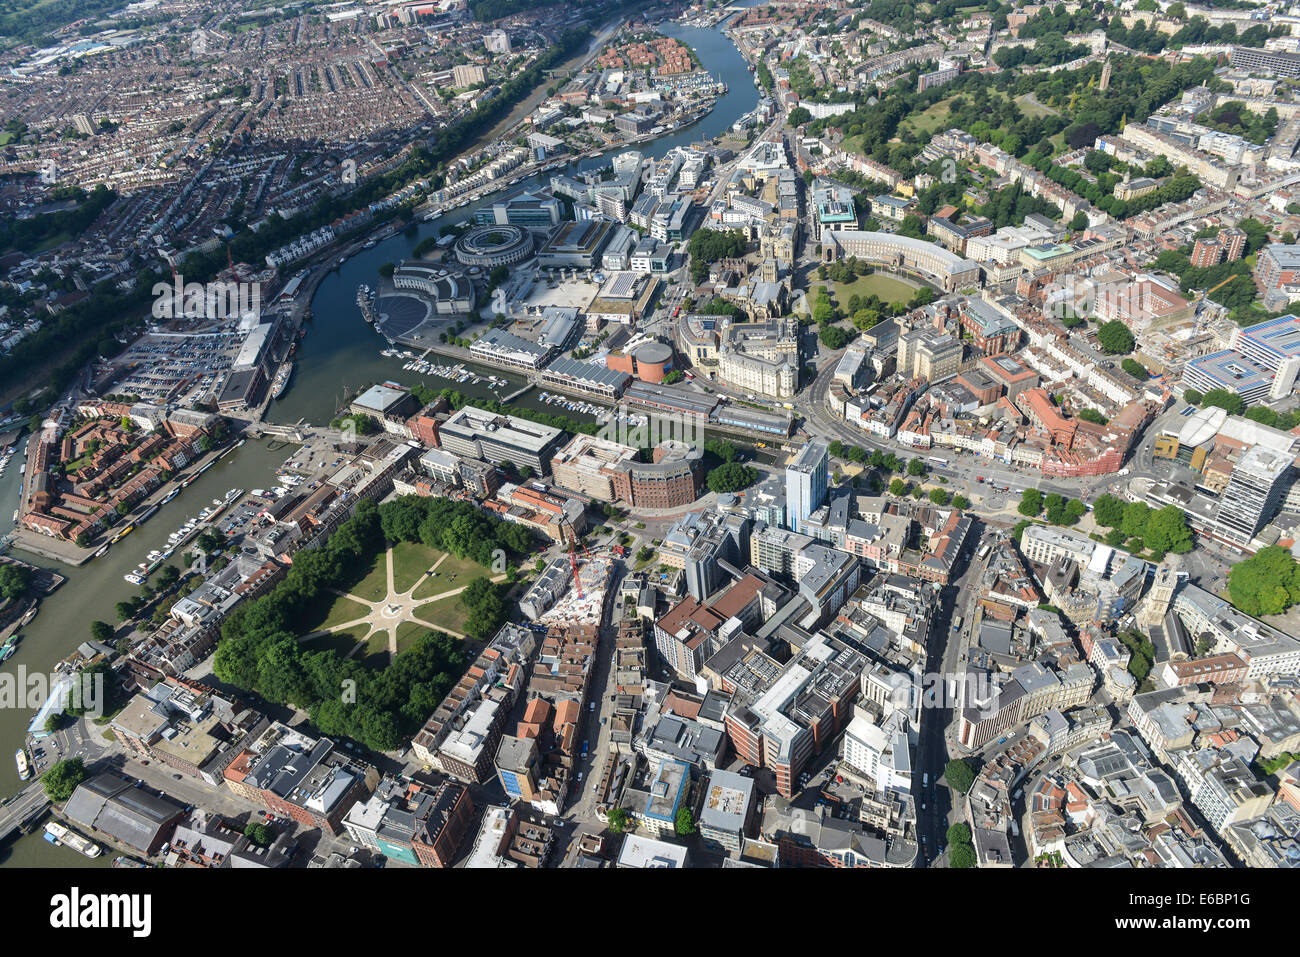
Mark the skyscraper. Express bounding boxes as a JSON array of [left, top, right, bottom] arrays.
[[786, 441, 828, 534], [1214, 445, 1292, 545]]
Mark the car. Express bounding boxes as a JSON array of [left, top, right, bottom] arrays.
[[172, 773, 183, 780], [589, 702, 595, 712], [577, 771, 584, 782]]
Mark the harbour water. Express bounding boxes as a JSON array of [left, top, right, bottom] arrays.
[[264, 17, 758, 430], [0, 10, 759, 867], [0, 438, 290, 866]]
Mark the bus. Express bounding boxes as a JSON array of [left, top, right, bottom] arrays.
[[952, 615, 963, 632], [927, 457, 948, 467], [977, 544, 992, 561]]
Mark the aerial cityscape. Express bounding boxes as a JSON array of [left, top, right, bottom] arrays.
[[0, 0, 1296, 901]]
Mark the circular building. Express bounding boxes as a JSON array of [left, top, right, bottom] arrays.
[[630, 340, 674, 383], [454, 224, 534, 268]]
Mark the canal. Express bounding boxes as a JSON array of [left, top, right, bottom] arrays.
[[2, 9, 759, 866]]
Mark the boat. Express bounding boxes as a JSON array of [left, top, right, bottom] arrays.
[[138, 505, 158, 524], [112, 857, 147, 869], [1, 635, 18, 663], [236, 438, 247, 448], [271, 361, 294, 399], [110, 524, 135, 544], [124, 573, 145, 586], [44, 822, 102, 858], [161, 488, 180, 505], [93, 545, 109, 559], [15, 748, 30, 781]]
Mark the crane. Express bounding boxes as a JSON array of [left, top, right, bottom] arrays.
[[563, 519, 593, 601]]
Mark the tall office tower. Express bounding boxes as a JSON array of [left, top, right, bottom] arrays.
[[1214, 445, 1292, 545], [786, 441, 829, 534]]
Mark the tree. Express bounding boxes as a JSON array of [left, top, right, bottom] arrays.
[[1092, 493, 1125, 528], [949, 842, 977, 868], [1121, 501, 1151, 539], [945, 758, 976, 794], [788, 105, 812, 126], [1201, 389, 1245, 416], [1096, 320, 1135, 355], [460, 577, 507, 641], [1183, 389, 1203, 406], [1077, 408, 1107, 425], [1228, 545, 1300, 617], [1018, 488, 1042, 517], [0, 563, 30, 601], [889, 478, 909, 496], [43, 757, 86, 802], [930, 487, 951, 506], [1121, 357, 1149, 381], [819, 324, 853, 349], [115, 600, 138, 622], [706, 462, 758, 493], [1144, 504, 1193, 555], [607, 806, 632, 834], [952, 494, 970, 509], [674, 807, 697, 836], [244, 821, 272, 846], [1070, 211, 1088, 231], [89, 621, 114, 643], [907, 458, 927, 477]]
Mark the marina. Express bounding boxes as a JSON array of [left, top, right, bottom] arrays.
[[125, 487, 244, 585]]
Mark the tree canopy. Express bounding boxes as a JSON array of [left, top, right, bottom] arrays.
[[1228, 545, 1300, 617]]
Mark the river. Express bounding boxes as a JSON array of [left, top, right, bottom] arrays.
[[0, 11, 758, 867]]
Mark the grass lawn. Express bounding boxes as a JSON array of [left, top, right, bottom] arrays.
[[1016, 93, 1057, 119], [831, 273, 919, 310], [395, 620, 431, 656], [391, 541, 444, 594], [410, 553, 488, 599], [303, 625, 371, 658], [415, 596, 470, 635], [901, 99, 953, 137], [300, 593, 369, 633], [346, 548, 390, 603]]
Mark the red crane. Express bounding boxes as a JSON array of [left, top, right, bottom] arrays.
[[564, 521, 594, 601]]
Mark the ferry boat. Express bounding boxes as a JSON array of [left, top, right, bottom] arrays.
[[44, 822, 102, 858], [110, 524, 135, 544], [14, 748, 30, 781]]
